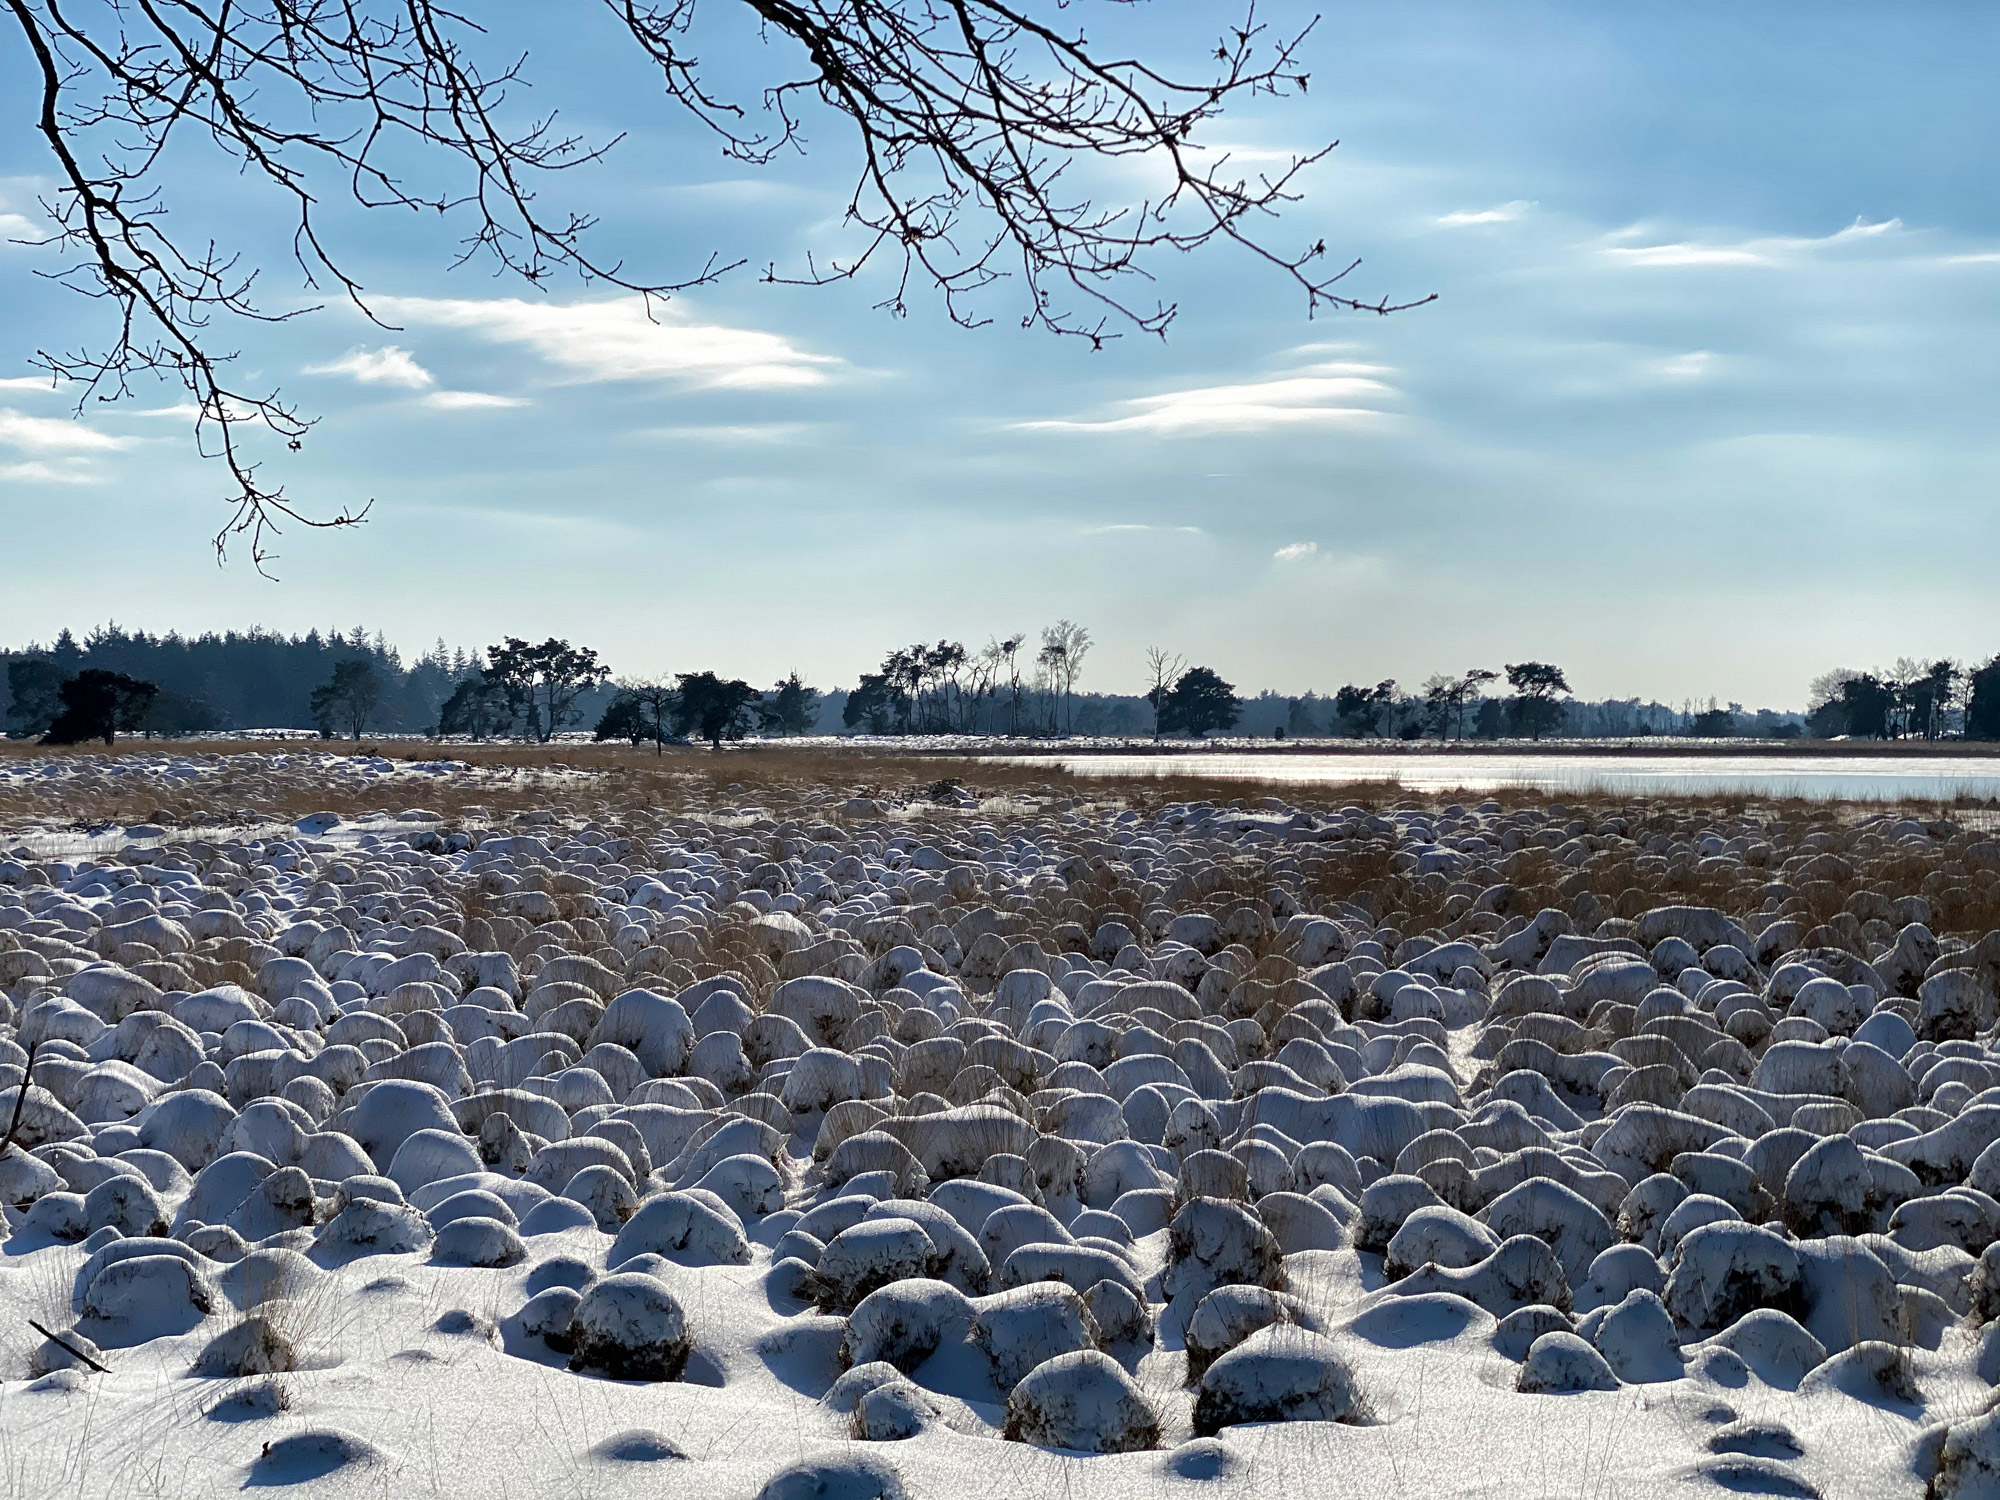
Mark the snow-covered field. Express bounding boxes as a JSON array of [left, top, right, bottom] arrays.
[[2, 753, 1999, 1499]]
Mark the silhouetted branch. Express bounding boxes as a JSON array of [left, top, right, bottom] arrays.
[[2, 0, 1430, 565], [28, 1320, 112, 1374], [0, 1038, 40, 1155]]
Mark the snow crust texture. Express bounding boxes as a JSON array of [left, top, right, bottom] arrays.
[[2, 762, 2000, 1496]]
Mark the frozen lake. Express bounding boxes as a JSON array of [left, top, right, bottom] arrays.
[[982, 751, 2000, 803]]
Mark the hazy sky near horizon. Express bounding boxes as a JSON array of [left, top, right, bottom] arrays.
[[2, 0, 1996, 706]]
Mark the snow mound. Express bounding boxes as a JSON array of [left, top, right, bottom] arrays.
[[586, 1429, 690, 1462], [1391, 1234, 1571, 1317], [1005, 1349, 1159, 1453], [973, 1282, 1101, 1391], [566, 1273, 692, 1381], [852, 1378, 945, 1440], [430, 1215, 527, 1268], [1517, 1331, 1620, 1394], [1797, 1340, 1921, 1407], [1932, 1403, 2000, 1500], [610, 1192, 751, 1267], [247, 1428, 394, 1485], [1583, 1289, 1681, 1383], [1164, 1196, 1284, 1304], [844, 1279, 972, 1372], [1193, 1324, 1365, 1435], [313, 1199, 433, 1261], [79, 1253, 215, 1344], [1185, 1284, 1319, 1378], [1696, 1310, 1827, 1391], [815, 1218, 939, 1313], [755, 1453, 909, 1500], [1664, 1223, 1800, 1334]]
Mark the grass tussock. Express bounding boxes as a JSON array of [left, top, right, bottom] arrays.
[[5, 741, 1998, 950]]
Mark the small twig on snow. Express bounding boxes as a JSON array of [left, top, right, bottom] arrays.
[[0, 1040, 40, 1156], [27, 1319, 111, 1374]]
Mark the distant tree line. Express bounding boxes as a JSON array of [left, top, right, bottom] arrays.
[[8, 622, 2000, 745], [2, 625, 477, 738], [1805, 659, 2000, 742], [840, 622, 1095, 736], [593, 671, 819, 751]]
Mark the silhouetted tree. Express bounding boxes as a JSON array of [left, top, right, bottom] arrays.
[[594, 679, 680, 752], [141, 688, 222, 736], [483, 638, 609, 742], [1437, 668, 1498, 739], [921, 641, 969, 731], [1144, 647, 1187, 738], [673, 673, 760, 749], [436, 673, 513, 739], [843, 673, 903, 735], [760, 674, 821, 737], [3, 624, 462, 732], [5, 659, 69, 738], [1900, 660, 1958, 741], [1967, 657, 2000, 742], [594, 692, 651, 746], [43, 670, 158, 745], [994, 635, 1028, 735], [1690, 707, 1738, 737], [309, 658, 382, 739], [1833, 674, 1896, 739], [1284, 693, 1325, 738], [1419, 675, 1455, 740], [1157, 666, 1242, 738], [1038, 621, 1092, 735], [1333, 680, 1397, 737], [1504, 662, 1570, 741]]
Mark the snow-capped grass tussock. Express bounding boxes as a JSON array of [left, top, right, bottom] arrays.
[[2, 751, 2000, 1497]]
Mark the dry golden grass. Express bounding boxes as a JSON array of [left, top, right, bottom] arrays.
[[5, 738, 1998, 941], [0, 737, 1419, 833]]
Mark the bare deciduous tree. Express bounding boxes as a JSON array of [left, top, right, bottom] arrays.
[[3, 0, 1430, 567], [1144, 646, 1185, 738], [987, 633, 1026, 736], [1037, 618, 1091, 734]]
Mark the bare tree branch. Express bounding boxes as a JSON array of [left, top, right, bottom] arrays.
[[0, 1038, 41, 1156], [2, 0, 1431, 567], [27, 1319, 112, 1373]]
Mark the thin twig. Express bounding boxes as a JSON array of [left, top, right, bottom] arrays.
[[0, 1040, 40, 1156], [3, 0, 1427, 567], [27, 1320, 111, 1375]]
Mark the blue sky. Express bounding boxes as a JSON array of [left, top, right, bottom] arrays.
[[2, 0, 1995, 706]]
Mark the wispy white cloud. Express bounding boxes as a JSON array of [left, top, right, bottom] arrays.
[[1941, 252, 2000, 266], [405, 502, 643, 547], [1281, 340, 1370, 358], [0, 375, 54, 392], [1019, 361, 1398, 436], [0, 212, 39, 240], [1437, 200, 1536, 227], [1080, 523, 1205, 536], [0, 459, 99, 485], [1603, 217, 1903, 269], [0, 407, 134, 454], [1273, 541, 1319, 562], [633, 423, 826, 448], [1608, 242, 1769, 268], [422, 390, 528, 411], [306, 345, 434, 389], [372, 295, 843, 390], [1647, 351, 1719, 381]]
